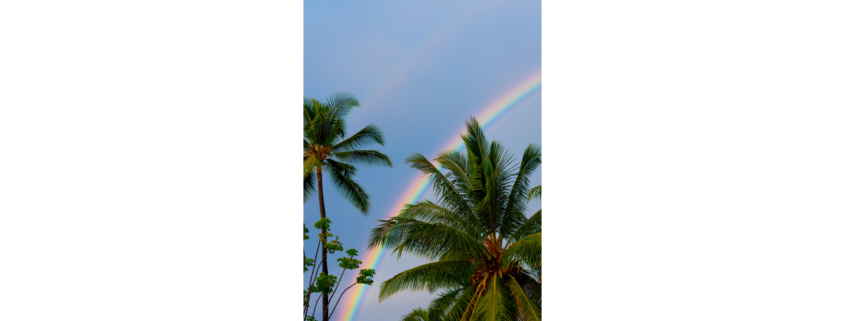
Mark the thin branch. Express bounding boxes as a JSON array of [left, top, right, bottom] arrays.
[[303, 242, 322, 315], [326, 267, 347, 309], [309, 253, 324, 288], [328, 283, 358, 320], [308, 293, 323, 321]]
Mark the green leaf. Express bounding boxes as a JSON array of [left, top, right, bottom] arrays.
[[502, 233, 541, 270], [326, 159, 371, 214], [378, 260, 474, 302], [506, 275, 541, 321], [471, 276, 514, 321]]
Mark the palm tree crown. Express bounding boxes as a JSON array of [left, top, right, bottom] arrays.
[[303, 92, 392, 213], [369, 117, 541, 321]]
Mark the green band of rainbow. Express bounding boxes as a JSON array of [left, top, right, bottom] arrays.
[[338, 70, 541, 321]]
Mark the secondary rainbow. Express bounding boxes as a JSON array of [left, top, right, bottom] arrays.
[[337, 70, 541, 321]]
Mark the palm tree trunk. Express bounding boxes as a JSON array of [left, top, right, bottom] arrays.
[[316, 169, 330, 321]]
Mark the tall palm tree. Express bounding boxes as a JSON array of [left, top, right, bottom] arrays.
[[303, 92, 392, 320], [370, 117, 541, 321]]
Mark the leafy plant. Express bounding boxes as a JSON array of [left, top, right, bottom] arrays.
[[303, 218, 376, 321], [369, 117, 542, 320]]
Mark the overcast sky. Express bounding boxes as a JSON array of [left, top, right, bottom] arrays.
[[304, 0, 541, 319]]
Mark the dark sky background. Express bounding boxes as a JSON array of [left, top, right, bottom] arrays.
[[304, 0, 540, 319]]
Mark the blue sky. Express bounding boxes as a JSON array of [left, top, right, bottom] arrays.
[[304, 0, 540, 319]]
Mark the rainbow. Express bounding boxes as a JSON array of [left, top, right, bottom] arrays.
[[337, 70, 541, 321], [349, 0, 485, 123]]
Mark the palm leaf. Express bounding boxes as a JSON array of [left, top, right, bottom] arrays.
[[509, 210, 541, 245], [428, 286, 465, 321], [333, 150, 393, 168], [471, 276, 514, 321], [324, 91, 359, 120], [378, 260, 475, 301], [527, 185, 541, 202], [303, 156, 322, 178], [442, 284, 480, 321], [435, 151, 480, 203], [325, 159, 370, 213], [502, 233, 541, 270], [520, 273, 541, 307], [405, 153, 474, 216], [391, 221, 488, 261], [332, 124, 386, 152], [500, 145, 541, 239], [398, 200, 482, 237], [400, 307, 430, 321], [304, 171, 316, 203], [505, 275, 541, 321], [303, 98, 319, 128]]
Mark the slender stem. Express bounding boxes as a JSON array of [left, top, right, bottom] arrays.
[[309, 258, 324, 287], [309, 293, 323, 321], [326, 267, 347, 307], [303, 242, 323, 315], [328, 283, 357, 320]]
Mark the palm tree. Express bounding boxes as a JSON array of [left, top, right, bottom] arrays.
[[370, 117, 541, 321], [303, 92, 392, 320]]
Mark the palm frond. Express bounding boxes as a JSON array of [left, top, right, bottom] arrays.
[[325, 159, 370, 214], [502, 233, 541, 270], [520, 273, 541, 307], [304, 171, 316, 203], [400, 308, 430, 321], [435, 151, 479, 202], [472, 276, 514, 321], [368, 217, 413, 251], [500, 144, 541, 238], [326, 117, 347, 146], [428, 286, 466, 321], [303, 112, 322, 144], [405, 153, 473, 215], [509, 210, 541, 244], [527, 185, 541, 202], [332, 124, 386, 152], [505, 275, 541, 321], [303, 98, 320, 128], [324, 91, 360, 119], [442, 284, 480, 321], [378, 260, 475, 302], [391, 221, 488, 261], [304, 156, 322, 178], [332, 150, 393, 168], [398, 200, 482, 237], [461, 117, 489, 168]]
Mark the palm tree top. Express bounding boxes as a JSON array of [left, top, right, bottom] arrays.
[[303, 92, 392, 214], [368, 117, 541, 320]]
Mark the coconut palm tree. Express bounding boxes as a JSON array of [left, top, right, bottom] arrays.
[[370, 117, 541, 321], [303, 92, 392, 320]]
